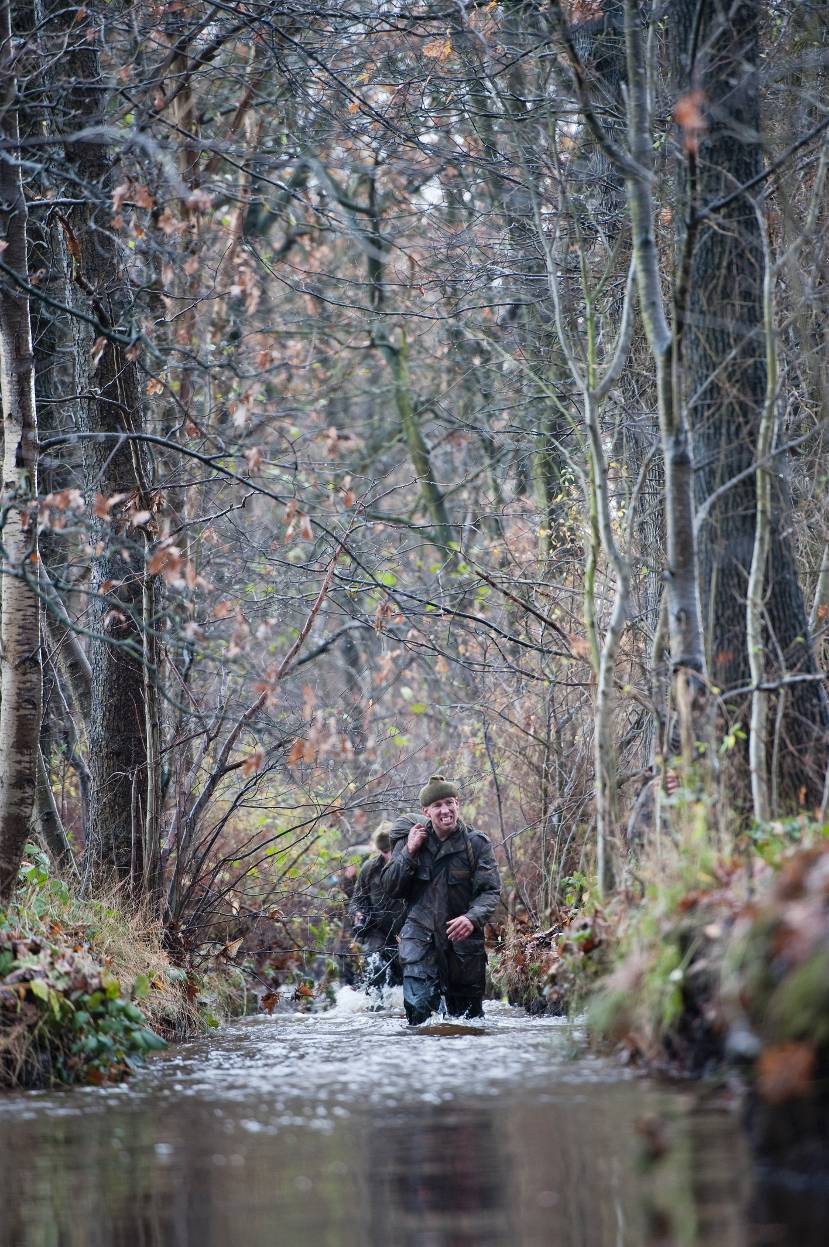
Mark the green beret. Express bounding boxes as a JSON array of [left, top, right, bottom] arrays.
[[419, 774, 459, 807]]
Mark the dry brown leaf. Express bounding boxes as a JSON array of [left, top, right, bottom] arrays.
[[423, 38, 452, 61], [287, 738, 306, 766], [157, 209, 182, 236], [90, 334, 107, 366], [673, 90, 706, 153], [757, 1041, 815, 1105], [132, 184, 154, 210], [112, 181, 131, 212], [241, 748, 265, 777], [569, 634, 592, 660]]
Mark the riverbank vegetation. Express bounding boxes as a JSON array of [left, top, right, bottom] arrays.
[[493, 815, 829, 1119], [0, 1, 828, 1117], [0, 842, 248, 1087]]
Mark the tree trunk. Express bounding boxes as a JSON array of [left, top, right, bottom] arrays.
[[57, 2, 153, 885], [673, 0, 829, 807], [622, 0, 711, 765], [0, 0, 42, 899]]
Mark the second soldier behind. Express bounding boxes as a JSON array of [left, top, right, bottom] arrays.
[[349, 823, 406, 993]]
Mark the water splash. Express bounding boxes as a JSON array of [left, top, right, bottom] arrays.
[[328, 982, 405, 1016]]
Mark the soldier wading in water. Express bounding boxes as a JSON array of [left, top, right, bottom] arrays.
[[349, 824, 406, 993], [382, 775, 501, 1025]]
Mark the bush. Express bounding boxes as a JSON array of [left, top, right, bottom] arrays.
[[0, 927, 165, 1087], [0, 843, 174, 1088]]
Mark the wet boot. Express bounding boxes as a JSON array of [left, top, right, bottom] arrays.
[[403, 975, 441, 1025], [444, 993, 484, 1019]]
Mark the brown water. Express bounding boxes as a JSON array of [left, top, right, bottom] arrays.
[[0, 991, 822, 1247]]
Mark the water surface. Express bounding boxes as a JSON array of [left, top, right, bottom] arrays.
[[0, 992, 819, 1246]]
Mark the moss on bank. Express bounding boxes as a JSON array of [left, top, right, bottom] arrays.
[[0, 844, 245, 1089]]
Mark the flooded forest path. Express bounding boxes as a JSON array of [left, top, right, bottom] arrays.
[[0, 992, 812, 1247]]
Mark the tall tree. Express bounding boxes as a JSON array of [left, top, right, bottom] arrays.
[[673, 0, 828, 807], [0, 0, 42, 898], [56, 1, 154, 885]]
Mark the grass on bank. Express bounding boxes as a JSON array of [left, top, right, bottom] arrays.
[[0, 844, 245, 1089], [494, 806, 829, 1098]]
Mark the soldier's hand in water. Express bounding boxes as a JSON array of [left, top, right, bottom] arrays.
[[407, 823, 428, 855], [446, 915, 474, 942]]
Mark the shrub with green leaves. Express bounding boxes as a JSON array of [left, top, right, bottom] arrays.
[[0, 844, 166, 1088], [0, 926, 166, 1088]]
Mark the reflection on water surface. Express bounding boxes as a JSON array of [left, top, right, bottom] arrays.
[[0, 995, 824, 1246]]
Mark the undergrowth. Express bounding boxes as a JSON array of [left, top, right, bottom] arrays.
[[0, 844, 244, 1089], [497, 807, 829, 1102]]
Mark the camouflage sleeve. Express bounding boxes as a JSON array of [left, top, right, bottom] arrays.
[[465, 836, 501, 932], [380, 838, 418, 899]]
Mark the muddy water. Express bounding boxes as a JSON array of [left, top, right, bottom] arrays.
[[0, 991, 818, 1247]]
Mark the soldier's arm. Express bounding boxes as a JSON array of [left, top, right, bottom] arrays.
[[380, 838, 418, 899], [465, 837, 502, 931]]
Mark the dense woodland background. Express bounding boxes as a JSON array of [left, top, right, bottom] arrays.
[[1, 0, 828, 975]]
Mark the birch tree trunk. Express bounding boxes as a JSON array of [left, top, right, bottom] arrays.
[[747, 223, 776, 823], [0, 0, 42, 899]]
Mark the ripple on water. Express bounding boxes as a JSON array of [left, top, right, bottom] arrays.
[[0, 992, 775, 1247]]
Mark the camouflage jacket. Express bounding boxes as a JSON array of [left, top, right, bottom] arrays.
[[348, 853, 406, 939], [381, 815, 501, 943]]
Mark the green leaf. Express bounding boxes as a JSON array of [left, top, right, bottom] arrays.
[[377, 570, 397, 587], [141, 1029, 167, 1050], [102, 972, 121, 999], [29, 978, 49, 1003]]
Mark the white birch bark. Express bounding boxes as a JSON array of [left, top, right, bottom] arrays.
[[0, 1, 42, 898]]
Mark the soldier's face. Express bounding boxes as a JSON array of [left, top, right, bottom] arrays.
[[423, 796, 459, 834]]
